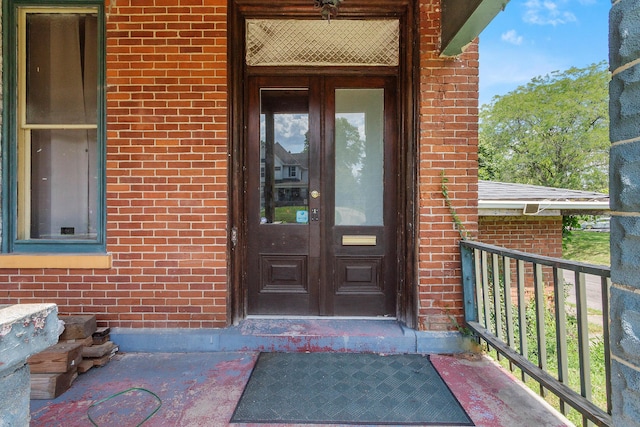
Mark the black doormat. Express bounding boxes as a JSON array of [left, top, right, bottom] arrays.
[[231, 352, 474, 425]]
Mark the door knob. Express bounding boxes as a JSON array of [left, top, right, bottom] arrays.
[[311, 190, 320, 199]]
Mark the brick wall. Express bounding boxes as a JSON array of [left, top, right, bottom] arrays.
[[0, 0, 230, 328], [104, 0, 229, 327], [478, 215, 563, 288], [417, 1, 479, 331], [478, 216, 563, 259], [1, 0, 482, 331]]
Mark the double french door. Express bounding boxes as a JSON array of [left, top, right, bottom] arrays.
[[246, 76, 397, 316]]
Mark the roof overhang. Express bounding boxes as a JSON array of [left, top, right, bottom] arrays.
[[441, 0, 509, 57], [479, 200, 610, 217]]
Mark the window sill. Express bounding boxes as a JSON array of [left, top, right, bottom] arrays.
[[0, 254, 112, 269]]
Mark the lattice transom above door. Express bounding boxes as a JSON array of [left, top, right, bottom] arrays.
[[246, 19, 399, 66]]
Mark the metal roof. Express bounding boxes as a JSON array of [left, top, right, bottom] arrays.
[[478, 181, 609, 215], [479, 180, 609, 202]]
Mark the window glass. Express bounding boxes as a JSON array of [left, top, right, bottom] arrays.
[[13, 8, 102, 247], [259, 89, 309, 225], [26, 13, 98, 124], [246, 19, 399, 67], [334, 89, 384, 226], [28, 129, 98, 239]]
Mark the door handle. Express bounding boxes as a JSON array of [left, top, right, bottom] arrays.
[[311, 190, 320, 199]]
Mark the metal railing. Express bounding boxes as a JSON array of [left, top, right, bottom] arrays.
[[460, 240, 612, 427]]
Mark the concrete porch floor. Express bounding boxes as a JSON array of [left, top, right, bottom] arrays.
[[29, 352, 574, 427], [29, 320, 574, 427]]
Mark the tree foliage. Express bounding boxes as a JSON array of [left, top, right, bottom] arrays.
[[479, 62, 610, 192]]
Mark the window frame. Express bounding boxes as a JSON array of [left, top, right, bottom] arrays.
[[2, 0, 106, 253]]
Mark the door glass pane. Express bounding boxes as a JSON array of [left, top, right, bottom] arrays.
[[260, 89, 309, 224], [246, 19, 399, 66], [335, 89, 384, 226]]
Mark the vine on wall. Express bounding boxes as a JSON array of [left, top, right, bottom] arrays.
[[440, 170, 469, 240]]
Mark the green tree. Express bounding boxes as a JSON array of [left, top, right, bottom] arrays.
[[334, 116, 365, 198], [479, 62, 609, 192]]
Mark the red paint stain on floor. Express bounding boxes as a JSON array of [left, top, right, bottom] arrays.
[[30, 351, 573, 427], [430, 353, 574, 427]]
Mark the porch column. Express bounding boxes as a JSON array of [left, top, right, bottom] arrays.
[[0, 304, 60, 426], [609, 3, 640, 426]]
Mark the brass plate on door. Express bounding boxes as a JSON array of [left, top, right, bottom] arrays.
[[342, 235, 377, 246]]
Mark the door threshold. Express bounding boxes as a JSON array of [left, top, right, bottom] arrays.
[[246, 315, 398, 321]]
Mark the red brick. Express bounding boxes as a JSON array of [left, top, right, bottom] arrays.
[[5, 0, 481, 332]]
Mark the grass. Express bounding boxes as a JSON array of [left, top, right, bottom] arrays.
[[486, 227, 611, 426], [261, 206, 307, 223], [563, 230, 610, 266], [559, 230, 610, 424], [493, 298, 607, 427]]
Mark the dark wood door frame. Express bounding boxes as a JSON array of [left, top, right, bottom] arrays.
[[227, 0, 418, 327]]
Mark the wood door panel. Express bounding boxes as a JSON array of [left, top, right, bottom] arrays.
[[335, 256, 383, 294], [324, 77, 397, 317], [246, 76, 319, 315], [260, 255, 308, 293]]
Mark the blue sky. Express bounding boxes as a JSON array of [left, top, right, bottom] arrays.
[[478, 0, 610, 106]]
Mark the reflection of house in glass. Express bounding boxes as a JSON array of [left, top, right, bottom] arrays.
[[260, 142, 309, 211]]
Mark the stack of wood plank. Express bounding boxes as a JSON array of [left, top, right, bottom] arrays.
[[28, 341, 83, 400], [79, 326, 118, 373], [28, 315, 118, 399]]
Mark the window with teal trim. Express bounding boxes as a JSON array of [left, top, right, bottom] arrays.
[[5, 3, 105, 253]]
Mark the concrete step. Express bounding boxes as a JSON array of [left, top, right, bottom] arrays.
[[111, 318, 473, 354]]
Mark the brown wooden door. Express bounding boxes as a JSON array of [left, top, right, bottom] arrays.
[[246, 76, 397, 316]]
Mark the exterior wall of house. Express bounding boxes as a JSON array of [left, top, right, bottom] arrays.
[[609, 2, 640, 425], [478, 216, 562, 287], [0, 0, 478, 332], [417, 2, 479, 331], [478, 216, 563, 259], [103, 0, 229, 327], [0, 0, 230, 328]]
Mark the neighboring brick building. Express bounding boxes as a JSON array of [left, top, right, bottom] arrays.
[[477, 180, 609, 287], [0, 0, 497, 341], [478, 180, 609, 260]]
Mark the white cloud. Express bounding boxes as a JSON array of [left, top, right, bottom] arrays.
[[523, 0, 577, 26], [501, 29, 523, 45]]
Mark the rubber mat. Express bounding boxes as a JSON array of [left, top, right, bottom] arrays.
[[231, 352, 474, 425]]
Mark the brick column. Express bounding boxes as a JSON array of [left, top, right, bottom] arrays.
[[609, 3, 640, 425]]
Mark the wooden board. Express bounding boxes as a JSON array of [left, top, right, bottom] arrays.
[[92, 334, 110, 346], [82, 341, 116, 358], [93, 327, 110, 337], [61, 335, 93, 347], [92, 327, 111, 345], [83, 344, 119, 370], [78, 359, 95, 374], [59, 315, 97, 340], [30, 369, 78, 399], [28, 342, 83, 374], [88, 354, 112, 367]]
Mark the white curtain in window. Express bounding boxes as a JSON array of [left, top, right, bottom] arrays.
[[27, 14, 97, 239]]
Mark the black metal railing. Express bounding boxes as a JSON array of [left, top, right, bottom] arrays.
[[460, 240, 612, 427]]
